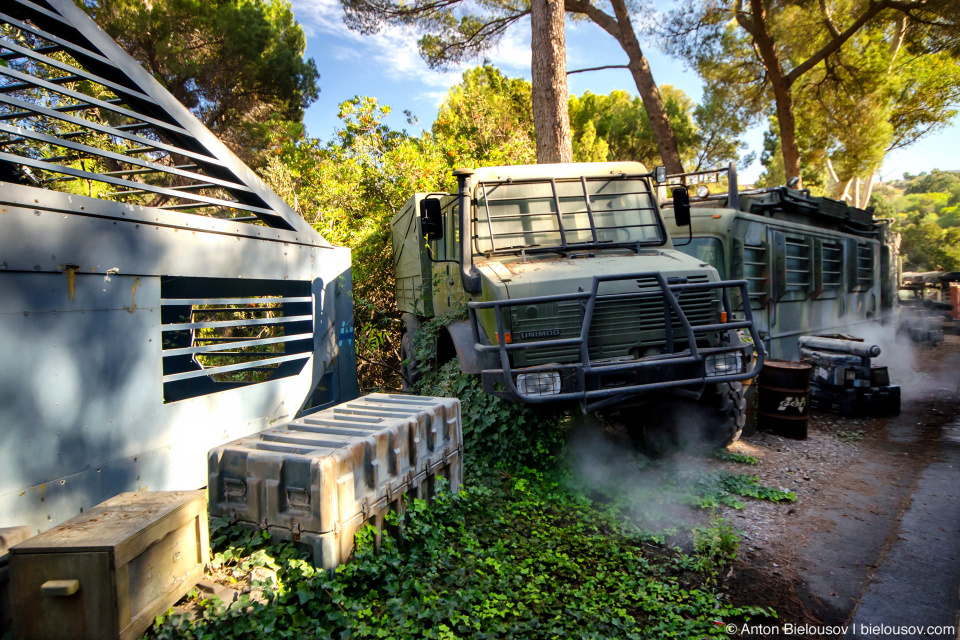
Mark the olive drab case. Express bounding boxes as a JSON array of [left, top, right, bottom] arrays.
[[207, 394, 462, 569]]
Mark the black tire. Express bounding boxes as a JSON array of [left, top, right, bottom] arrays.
[[626, 381, 745, 454], [710, 380, 746, 448], [400, 314, 421, 391]]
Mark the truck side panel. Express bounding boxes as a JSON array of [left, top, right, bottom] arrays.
[[671, 211, 884, 361], [391, 195, 434, 316]]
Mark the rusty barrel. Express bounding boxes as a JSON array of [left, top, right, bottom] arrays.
[[757, 360, 812, 440]]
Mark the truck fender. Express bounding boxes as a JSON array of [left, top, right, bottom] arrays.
[[440, 319, 495, 375]]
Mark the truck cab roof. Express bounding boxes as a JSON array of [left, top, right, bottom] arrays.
[[462, 161, 650, 184]]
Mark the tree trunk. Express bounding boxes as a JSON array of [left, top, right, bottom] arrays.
[[530, 0, 572, 163], [608, 0, 683, 174], [860, 174, 875, 209], [840, 178, 852, 201], [742, 0, 801, 186], [773, 80, 802, 185]]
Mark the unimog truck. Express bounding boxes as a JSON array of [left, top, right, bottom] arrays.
[[391, 162, 764, 446]]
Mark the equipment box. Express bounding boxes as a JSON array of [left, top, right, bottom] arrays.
[[209, 393, 462, 570], [9, 491, 208, 640]]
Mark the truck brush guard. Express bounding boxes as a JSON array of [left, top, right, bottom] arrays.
[[467, 273, 765, 411]]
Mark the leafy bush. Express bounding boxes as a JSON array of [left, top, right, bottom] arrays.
[[151, 474, 773, 640], [712, 450, 759, 465], [411, 314, 568, 471], [693, 518, 741, 571], [691, 471, 796, 510]]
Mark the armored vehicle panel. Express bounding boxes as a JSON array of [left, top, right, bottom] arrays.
[[0, 0, 358, 533], [663, 188, 887, 361]]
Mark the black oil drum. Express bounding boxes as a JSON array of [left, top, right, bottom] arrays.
[[758, 361, 812, 440]]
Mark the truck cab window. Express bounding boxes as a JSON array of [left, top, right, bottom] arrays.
[[676, 237, 726, 278]]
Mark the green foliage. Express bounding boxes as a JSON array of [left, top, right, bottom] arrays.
[[692, 472, 796, 510], [676, 0, 960, 190], [693, 518, 741, 570], [903, 169, 960, 195], [712, 450, 759, 466], [568, 87, 700, 168], [898, 222, 960, 271], [262, 97, 450, 390], [835, 429, 866, 442], [150, 474, 774, 640], [875, 170, 960, 270], [411, 314, 567, 471], [85, 0, 319, 166], [432, 65, 536, 167]]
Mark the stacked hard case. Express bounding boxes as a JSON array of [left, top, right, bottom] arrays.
[[208, 394, 462, 569]]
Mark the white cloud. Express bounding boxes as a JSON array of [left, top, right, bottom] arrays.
[[291, 0, 532, 92]]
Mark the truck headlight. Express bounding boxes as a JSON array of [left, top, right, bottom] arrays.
[[705, 352, 743, 377], [516, 371, 561, 397]]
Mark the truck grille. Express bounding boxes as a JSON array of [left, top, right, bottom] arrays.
[[511, 275, 718, 366]]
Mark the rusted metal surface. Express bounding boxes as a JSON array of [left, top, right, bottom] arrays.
[[758, 361, 812, 439]]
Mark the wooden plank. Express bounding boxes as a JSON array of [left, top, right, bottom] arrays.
[[12, 491, 203, 554], [126, 515, 203, 616]]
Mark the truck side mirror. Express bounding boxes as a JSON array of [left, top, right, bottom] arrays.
[[419, 198, 443, 240], [672, 187, 691, 227]]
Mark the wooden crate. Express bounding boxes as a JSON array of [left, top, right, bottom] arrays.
[[9, 491, 208, 640], [1, 526, 34, 633]]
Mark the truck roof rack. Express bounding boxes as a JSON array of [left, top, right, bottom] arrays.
[[660, 164, 881, 239]]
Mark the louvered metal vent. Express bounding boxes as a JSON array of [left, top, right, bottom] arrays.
[[160, 277, 314, 403], [784, 236, 812, 291], [855, 243, 874, 290], [511, 275, 718, 366], [821, 241, 843, 289], [743, 244, 769, 307], [0, 0, 316, 233]]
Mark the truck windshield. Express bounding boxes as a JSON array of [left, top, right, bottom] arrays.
[[473, 176, 664, 254]]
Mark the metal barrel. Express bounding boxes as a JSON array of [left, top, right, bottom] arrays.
[[757, 360, 812, 440]]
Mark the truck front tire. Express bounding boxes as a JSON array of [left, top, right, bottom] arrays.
[[711, 380, 746, 447], [627, 380, 746, 453]]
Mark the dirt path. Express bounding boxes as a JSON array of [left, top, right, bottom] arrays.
[[721, 335, 960, 638]]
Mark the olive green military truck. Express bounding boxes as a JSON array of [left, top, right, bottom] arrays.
[[659, 165, 898, 361], [390, 162, 765, 446]]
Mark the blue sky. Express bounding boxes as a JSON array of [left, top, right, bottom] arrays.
[[289, 0, 959, 183]]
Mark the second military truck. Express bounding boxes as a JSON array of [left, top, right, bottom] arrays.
[[391, 162, 764, 446]]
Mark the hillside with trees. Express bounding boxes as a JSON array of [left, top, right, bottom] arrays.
[[873, 169, 960, 271]]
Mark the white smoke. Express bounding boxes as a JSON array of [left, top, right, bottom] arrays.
[[848, 314, 960, 401]]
